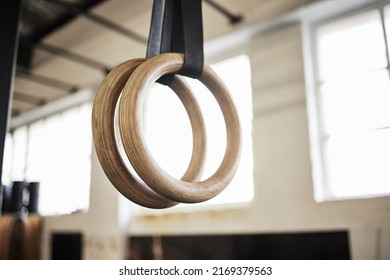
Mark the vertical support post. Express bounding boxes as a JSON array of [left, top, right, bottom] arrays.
[[0, 0, 22, 184]]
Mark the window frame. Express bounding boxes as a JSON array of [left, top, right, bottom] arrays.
[[304, 0, 390, 202]]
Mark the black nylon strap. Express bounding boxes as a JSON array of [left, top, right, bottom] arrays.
[[155, 0, 180, 85], [160, 0, 182, 54], [146, 0, 204, 85], [145, 0, 165, 59], [180, 0, 204, 78]]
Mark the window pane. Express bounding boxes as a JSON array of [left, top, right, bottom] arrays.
[[320, 70, 390, 134], [11, 126, 28, 181], [384, 4, 390, 44], [35, 103, 92, 215], [1, 133, 13, 185], [8, 103, 93, 216], [316, 10, 387, 81], [325, 129, 390, 198], [200, 54, 254, 205], [141, 54, 254, 209], [143, 83, 195, 179], [312, 7, 390, 202], [26, 120, 44, 182]]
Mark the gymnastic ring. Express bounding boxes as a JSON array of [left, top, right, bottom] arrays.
[[119, 53, 241, 203], [92, 58, 207, 209]]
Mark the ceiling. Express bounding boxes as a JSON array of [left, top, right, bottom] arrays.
[[11, 0, 316, 118]]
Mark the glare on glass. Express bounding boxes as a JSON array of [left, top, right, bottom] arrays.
[[315, 7, 390, 201], [325, 129, 390, 198], [316, 10, 387, 82], [320, 70, 390, 135]]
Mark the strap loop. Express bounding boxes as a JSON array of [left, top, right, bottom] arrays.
[[180, 0, 204, 78], [146, 0, 204, 85]]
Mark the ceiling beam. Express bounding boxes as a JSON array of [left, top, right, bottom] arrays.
[[45, 0, 147, 44], [16, 67, 79, 93], [20, 37, 111, 74], [13, 91, 46, 106]]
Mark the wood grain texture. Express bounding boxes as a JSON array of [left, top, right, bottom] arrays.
[[0, 215, 16, 259], [20, 215, 42, 259], [92, 58, 207, 208], [119, 53, 241, 203]]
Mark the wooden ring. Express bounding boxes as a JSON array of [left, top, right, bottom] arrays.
[[92, 58, 207, 208], [119, 53, 241, 203]]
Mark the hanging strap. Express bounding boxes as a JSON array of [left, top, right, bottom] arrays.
[[146, 0, 204, 85], [145, 0, 165, 59], [179, 0, 204, 78]]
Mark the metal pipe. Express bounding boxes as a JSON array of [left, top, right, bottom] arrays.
[[203, 0, 242, 24]]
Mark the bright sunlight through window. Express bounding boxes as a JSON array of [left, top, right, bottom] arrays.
[[135, 54, 254, 211], [2, 103, 92, 216], [311, 5, 390, 201]]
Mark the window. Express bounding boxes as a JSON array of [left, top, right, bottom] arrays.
[[2, 103, 92, 215], [130, 54, 254, 213], [308, 3, 390, 201]]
